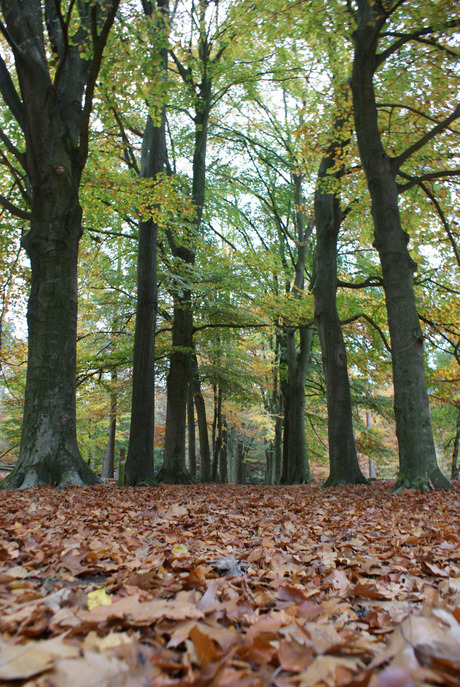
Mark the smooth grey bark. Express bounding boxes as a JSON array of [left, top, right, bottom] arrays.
[[314, 132, 369, 487], [351, 0, 451, 490], [124, 0, 168, 486], [0, 0, 119, 489]]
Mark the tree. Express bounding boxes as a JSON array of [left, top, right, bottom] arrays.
[[159, 0, 238, 483], [314, 103, 369, 487], [124, 0, 169, 486], [349, 0, 456, 490], [0, 0, 119, 489]]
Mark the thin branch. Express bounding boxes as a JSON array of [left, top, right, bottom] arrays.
[[377, 101, 460, 133], [193, 321, 272, 334], [378, 19, 460, 65], [342, 312, 391, 352], [392, 103, 460, 170], [397, 168, 460, 192], [417, 181, 460, 268]]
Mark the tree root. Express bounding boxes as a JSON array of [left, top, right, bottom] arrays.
[[157, 467, 193, 485], [323, 474, 371, 488], [393, 468, 452, 493]]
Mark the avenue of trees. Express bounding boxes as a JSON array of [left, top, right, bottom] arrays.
[[0, 0, 458, 491]]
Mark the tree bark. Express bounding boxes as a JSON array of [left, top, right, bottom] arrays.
[[159, 293, 194, 483], [283, 174, 313, 484], [351, 0, 450, 490], [451, 404, 460, 480], [0, 0, 119, 489], [285, 325, 313, 483], [187, 380, 197, 479], [102, 372, 117, 479], [314, 132, 369, 487], [191, 352, 211, 482]]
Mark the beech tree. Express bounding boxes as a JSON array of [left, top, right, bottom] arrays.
[[314, 109, 369, 487], [349, 0, 456, 490], [0, 0, 119, 489], [124, 0, 168, 486]]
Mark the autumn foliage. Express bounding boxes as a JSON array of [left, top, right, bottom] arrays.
[[0, 481, 459, 686]]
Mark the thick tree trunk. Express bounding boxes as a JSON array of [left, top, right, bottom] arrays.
[[351, 1, 450, 491], [125, 0, 168, 486], [159, 292, 193, 483], [451, 404, 460, 480], [0, 0, 119, 489], [3, 184, 95, 489], [125, 212, 158, 485], [314, 143, 369, 487], [187, 381, 197, 479], [286, 325, 313, 483]]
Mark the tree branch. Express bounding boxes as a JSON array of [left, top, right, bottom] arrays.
[[392, 103, 460, 170], [0, 193, 31, 220], [378, 19, 460, 65], [342, 312, 391, 352], [337, 276, 384, 289], [397, 168, 460, 192], [0, 56, 25, 131], [417, 181, 460, 269]]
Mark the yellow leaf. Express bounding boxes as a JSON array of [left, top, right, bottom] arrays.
[[87, 588, 112, 611], [171, 543, 189, 557]]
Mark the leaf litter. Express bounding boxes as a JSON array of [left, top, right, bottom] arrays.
[[0, 480, 459, 686]]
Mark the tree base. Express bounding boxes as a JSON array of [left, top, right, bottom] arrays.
[[157, 467, 193, 484], [0, 460, 97, 490], [323, 474, 371, 488], [393, 467, 452, 493]]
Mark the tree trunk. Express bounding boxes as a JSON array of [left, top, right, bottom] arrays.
[[286, 325, 313, 483], [211, 384, 222, 482], [102, 372, 117, 479], [220, 419, 228, 483], [236, 440, 246, 485], [125, 210, 158, 485], [314, 137, 369, 487], [5, 186, 96, 489], [191, 353, 211, 482], [0, 1, 119, 489], [283, 174, 313, 484], [451, 404, 460, 480], [187, 380, 197, 480], [351, 1, 450, 490], [159, 292, 193, 483], [125, 0, 168, 486]]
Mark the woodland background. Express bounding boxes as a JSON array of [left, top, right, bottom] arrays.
[[0, 0, 459, 486]]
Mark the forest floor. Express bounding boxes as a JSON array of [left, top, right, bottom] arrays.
[[0, 477, 459, 686]]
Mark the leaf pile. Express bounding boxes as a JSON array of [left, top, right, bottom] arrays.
[[0, 481, 459, 686]]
